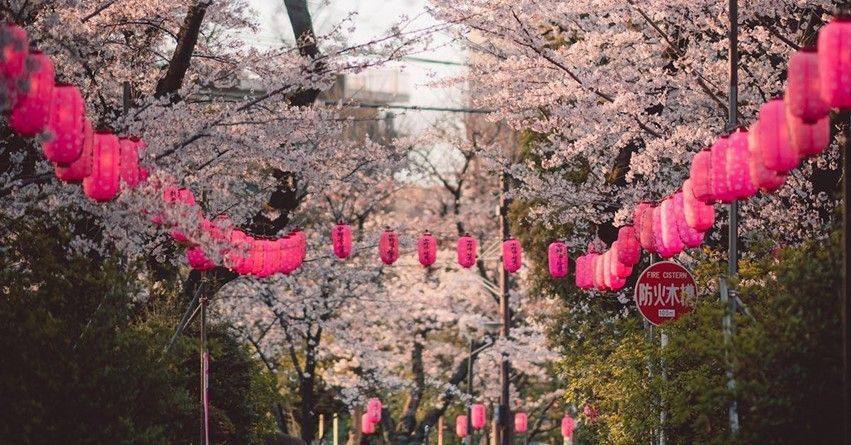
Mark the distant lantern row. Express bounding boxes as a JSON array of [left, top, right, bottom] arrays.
[[454, 405, 575, 440]]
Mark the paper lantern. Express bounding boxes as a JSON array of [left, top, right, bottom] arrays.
[[502, 238, 522, 273], [367, 398, 382, 423], [378, 228, 400, 265], [9, 52, 54, 136], [561, 415, 575, 438], [602, 250, 613, 290], [673, 192, 704, 248], [1, 24, 29, 94], [186, 245, 215, 271], [758, 99, 798, 173], [616, 226, 640, 266], [456, 415, 468, 438], [711, 136, 736, 203], [169, 188, 199, 243], [575, 255, 593, 290], [82, 131, 120, 202], [786, 48, 830, 123], [638, 203, 657, 253], [653, 205, 677, 258], [457, 233, 477, 268], [610, 273, 626, 291], [42, 84, 85, 165], [787, 113, 830, 158], [548, 241, 569, 278], [248, 238, 266, 276], [633, 204, 646, 234], [682, 179, 715, 232], [817, 14, 851, 109], [332, 221, 352, 259], [726, 128, 757, 199], [660, 196, 685, 256], [609, 241, 632, 279], [225, 230, 253, 275], [747, 120, 787, 192], [593, 254, 607, 291], [278, 236, 298, 275], [689, 149, 715, 203], [291, 228, 307, 270], [361, 413, 375, 435], [55, 119, 93, 182], [471, 403, 486, 430], [514, 412, 528, 433], [259, 240, 278, 277], [119, 138, 142, 188], [417, 231, 437, 267]]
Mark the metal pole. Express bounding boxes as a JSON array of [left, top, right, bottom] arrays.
[[659, 331, 668, 445], [843, 111, 851, 445], [724, 0, 741, 436], [200, 295, 210, 445], [466, 340, 475, 445], [498, 171, 512, 445]]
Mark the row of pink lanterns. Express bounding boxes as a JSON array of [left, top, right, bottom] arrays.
[[573, 13, 850, 293], [454, 406, 575, 440], [0, 22, 308, 277]]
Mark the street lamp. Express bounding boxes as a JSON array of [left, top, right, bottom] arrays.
[[465, 321, 501, 445]]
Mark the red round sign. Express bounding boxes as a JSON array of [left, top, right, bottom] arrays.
[[634, 261, 698, 326]]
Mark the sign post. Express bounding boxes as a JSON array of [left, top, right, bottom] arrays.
[[634, 261, 698, 326]]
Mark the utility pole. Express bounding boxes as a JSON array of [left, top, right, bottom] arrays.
[[466, 339, 475, 445], [497, 171, 512, 445], [200, 295, 210, 445], [724, 0, 741, 436]]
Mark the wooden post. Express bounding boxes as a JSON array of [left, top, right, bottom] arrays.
[[438, 416, 444, 445], [333, 414, 339, 445], [319, 414, 325, 445]]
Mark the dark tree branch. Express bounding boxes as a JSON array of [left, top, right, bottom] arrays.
[[154, 1, 211, 99]]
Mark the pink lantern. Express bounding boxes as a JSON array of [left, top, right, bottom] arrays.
[[278, 236, 298, 275], [1, 24, 29, 94], [248, 238, 266, 276], [633, 204, 646, 234], [616, 226, 640, 266], [456, 415, 468, 438], [367, 398, 382, 423], [82, 130, 120, 202], [682, 179, 715, 232], [689, 149, 715, 203], [225, 230, 253, 275], [361, 413, 375, 435], [711, 136, 736, 203], [638, 203, 657, 253], [292, 228, 307, 269], [609, 241, 632, 279], [653, 205, 678, 258], [119, 138, 142, 188], [9, 52, 54, 136], [502, 238, 522, 273], [186, 245, 215, 271], [817, 14, 851, 109], [55, 119, 93, 182], [418, 230, 437, 267], [561, 415, 575, 438], [548, 241, 569, 279], [747, 120, 787, 192], [514, 412, 528, 434], [787, 113, 830, 158], [660, 196, 685, 256], [169, 188, 199, 243], [332, 221, 352, 259], [42, 84, 85, 165], [593, 254, 607, 291], [758, 99, 798, 173], [602, 250, 613, 290], [673, 192, 704, 248], [259, 240, 279, 277], [610, 273, 626, 291], [379, 228, 399, 265], [726, 128, 758, 199], [575, 255, 593, 290], [457, 233, 478, 268], [786, 48, 830, 123], [471, 403, 486, 430]]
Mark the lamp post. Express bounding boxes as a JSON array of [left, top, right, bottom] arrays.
[[498, 170, 512, 445]]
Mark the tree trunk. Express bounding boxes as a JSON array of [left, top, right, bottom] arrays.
[[155, 1, 210, 99]]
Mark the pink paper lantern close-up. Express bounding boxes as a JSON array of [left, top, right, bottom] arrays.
[[673, 192, 704, 248], [758, 99, 798, 173], [817, 14, 851, 109], [638, 203, 657, 253], [616, 226, 640, 266], [457, 233, 477, 268], [119, 138, 142, 188], [55, 119, 93, 183], [225, 230, 253, 275], [548, 240, 569, 279], [660, 196, 685, 257], [710, 136, 736, 203], [378, 228, 400, 265], [689, 149, 715, 203], [9, 52, 54, 136], [593, 254, 607, 291], [0, 24, 29, 96], [726, 128, 757, 199], [82, 130, 120, 202], [332, 221, 353, 259], [418, 230, 437, 267], [785, 48, 830, 123], [682, 179, 715, 232], [787, 113, 830, 158], [471, 403, 486, 430], [609, 241, 632, 279], [42, 84, 85, 165], [502, 238, 522, 273], [455, 415, 468, 438], [747, 120, 786, 192], [514, 412, 528, 434], [574, 254, 593, 290], [186, 245, 216, 271]]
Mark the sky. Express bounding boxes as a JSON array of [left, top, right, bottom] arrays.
[[246, 0, 469, 135]]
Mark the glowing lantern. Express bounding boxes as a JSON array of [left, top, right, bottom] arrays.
[[119, 138, 143, 188], [503, 238, 522, 273], [418, 231, 437, 267], [602, 250, 613, 290], [471, 404, 486, 430], [279, 236, 298, 275], [711, 136, 736, 203], [457, 233, 478, 268], [1, 24, 29, 94], [673, 192, 704, 248], [82, 131, 120, 202], [726, 128, 758, 199], [248, 238, 266, 276], [186, 245, 215, 271], [616, 226, 640, 266], [609, 241, 632, 279], [682, 179, 715, 232], [747, 120, 787, 192], [456, 416, 468, 438], [593, 254, 607, 291], [225, 230, 253, 275], [378, 228, 399, 265], [610, 273, 626, 291], [367, 398, 382, 423], [817, 14, 851, 109], [660, 196, 685, 256], [561, 415, 575, 438], [787, 113, 830, 158], [55, 119, 93, 182], [639, 204, 657, 253], [9, 52, 54, 136], [332, 221, 352, 259], [548, 241, 569, 278], [42, 84, 85, 165], [575, 255, 593, 290], [786, 48, 830, 123], [257, 240, 278, 277], [361, 413, 375, 435], [758, 99, 798, 173], [689, 149, 715, 203], [653, 205, 678, 258], [514, 412, 528, 433]]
